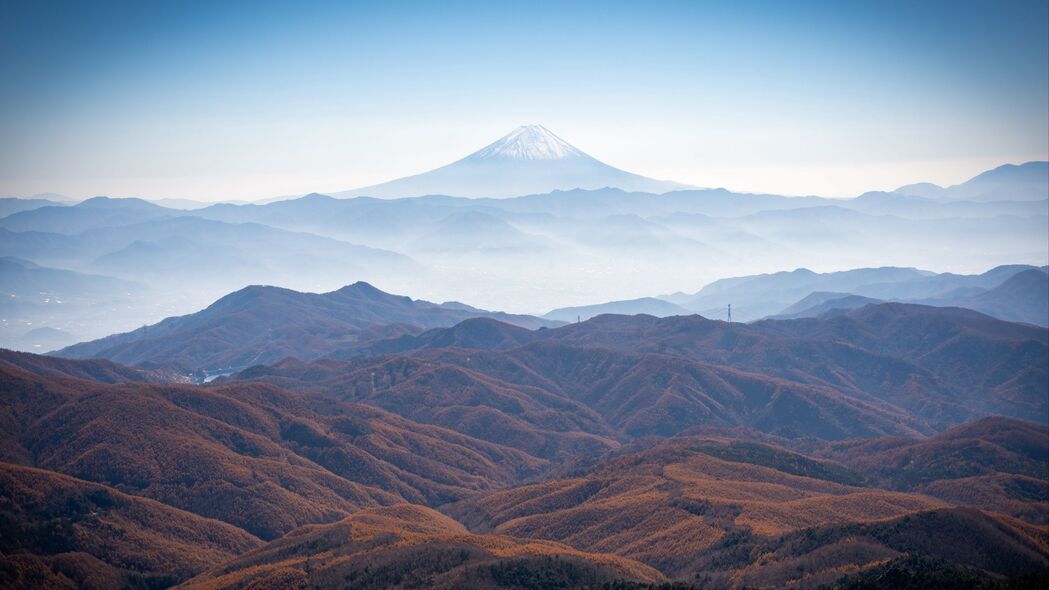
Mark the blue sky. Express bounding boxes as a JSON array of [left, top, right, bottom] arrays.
[[1, 0, 1046, 200]]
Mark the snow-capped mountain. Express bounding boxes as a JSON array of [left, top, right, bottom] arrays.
[[335, 125, 689, 198], [468, 124, 586, 160]]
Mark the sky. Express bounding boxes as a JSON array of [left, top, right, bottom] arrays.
[[1, 0, 1047, 201]]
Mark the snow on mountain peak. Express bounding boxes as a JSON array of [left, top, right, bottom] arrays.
[[468, 125, 588, 161]]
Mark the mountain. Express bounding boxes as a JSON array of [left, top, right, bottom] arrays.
[[667, 267, 933, 321], [0, 216, 427, 349], [769, 292, 883, 319], [2, 347, 1047, 588], [16, 327, 77, 351], [824, 417, 1049, 524], [53, 282, 560, 375], [0, 256, 143, 302], [180, 504, 665, 589], [763, 266, 1049, 326], [0, 257, 149, 351], [333, 125, 689, 198], [0, 347, 160, 384], [0, 352, 547, 538], [0, 196, 175, 233], [932, 267, 1049, 326], [495, 303, 1049, 424], [895, 161, 1048, 202], [0, 196, 66, 218], [0, 461, 262, 588], [238, 321, 950, 447], [0, 217, 420, 296], [544, 297, 693, 322], [445, 437, 1048, 587], [668, 264, 1045, 323], [153, 177, 1046, 321], [224, 303, 1048, 449]]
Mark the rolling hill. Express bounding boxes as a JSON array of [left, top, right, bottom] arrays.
[[823, 417, 1049, 524], [0, 352, 548, 540], [180, 504, 665, 589], [0, 462, 261, 588], [444, 437, 1049, 586]]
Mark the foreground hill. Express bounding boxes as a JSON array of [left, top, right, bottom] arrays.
[[54, 282, 560, 375], [2, 348, 1046, 588], [825, 417, 1049, 523], [180, 504, 665, 589], [446, 437, 1049, 588], [0, 352, 546, 540], [0, 462, 261, 588], [445, 438, 943, 579]]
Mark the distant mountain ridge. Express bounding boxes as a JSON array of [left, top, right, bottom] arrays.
[[3, 158, 1046, 352], [54, 282, 562, 374], [661, 264, 1047, 325], [543, 297, 692, 322], [333, 125, 689, 198], [894, 161, 1048, 201]]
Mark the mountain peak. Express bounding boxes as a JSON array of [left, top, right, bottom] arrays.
[[467, 124, 587, 161], [335, 124, 689, 198]]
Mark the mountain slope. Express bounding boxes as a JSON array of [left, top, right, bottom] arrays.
[[824, 417, 1049, 523], [230, 306, 1049, 446], [334, 125, 688, 198], [0, 353, 547, 540], [447, 436, 1049, 587], [670, 264, 1044, 323], [180, 504, 665, 589], [312, 303, 1047, 431], [0, 462, 262, 588], [445, 438, 947, 580]]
